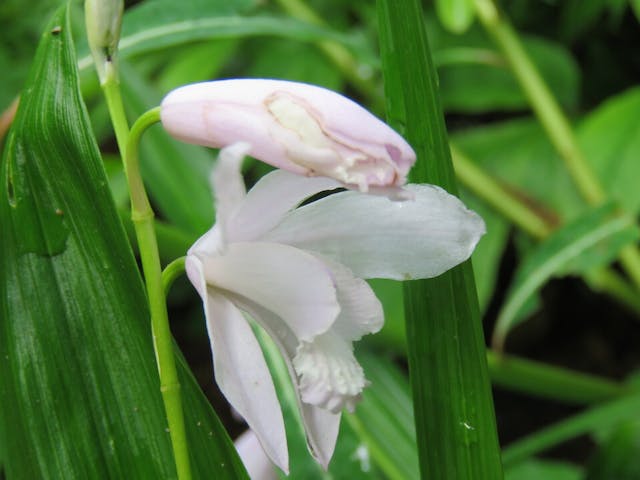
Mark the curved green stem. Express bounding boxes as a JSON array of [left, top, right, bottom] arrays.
[[163, 256, 187, 296], [125, 107, 192, 480], [473, 0, 604, 205]]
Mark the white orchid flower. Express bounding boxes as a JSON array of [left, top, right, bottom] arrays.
[[160, 79, 415, 194], [185, 142, 486, 474]]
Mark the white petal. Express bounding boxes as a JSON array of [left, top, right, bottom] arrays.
[[188, 225, 224, 258], [226, 169, 342, 242], [293, 332, 368, 414], [316, 255, 383, 341], [185, 254, 289, 473], [199, 241, 340, 341], [211, 142, 251, 233], [227, 295, 341, 469], [235, 430, 278, 480], [262, 184, 486, 280], [297, 403, 341, 471]]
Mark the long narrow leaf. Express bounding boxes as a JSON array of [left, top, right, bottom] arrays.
[[492, 203, 640, 350], [377, 1, 503, 478], [0, 7, 245, 478]]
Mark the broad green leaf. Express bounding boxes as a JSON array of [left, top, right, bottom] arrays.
[[453, 88, 640, 224], [505, 460, 582, 480], [246, 38, 343, 91], [452, 118, 583, 222], [157, 39, 240, 93], [435, 0, 475, 33], [492, 204, 640, 350], [579, 87, 640, 215], [377, 1, 503, 478], [427, 15, 581, 113], [348, 352, 419, 480], [0, 7, 245, 478]]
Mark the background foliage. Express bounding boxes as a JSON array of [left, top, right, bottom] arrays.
[[2, 0, 640, 478]]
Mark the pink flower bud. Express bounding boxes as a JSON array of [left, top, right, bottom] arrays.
[[160, 79, 415, 191]]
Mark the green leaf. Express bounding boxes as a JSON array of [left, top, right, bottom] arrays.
[[462, 192, 510, 312], [505, 460, 582, 480], [452, 118, 583, 222], [502, 391, 640, 468], [76, 0, 367, 74], [633, 0, 640, 22], [348, 352, 419, 480], [452, 88, 640, 224], [252, 327, 381, 479], [492, 203, 640, 351], [246, 38, 343, 91], [377, 1, 503, 479], [435, 0, 475, 33], [428, 17, 581, 113], [579, 87, 640, 215], [0, 6, 245, 478], [586, 420, 640, 480]]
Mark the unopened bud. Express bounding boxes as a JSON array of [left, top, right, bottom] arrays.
[[160, 79, 416, 191], [85, 0, 124, 83]]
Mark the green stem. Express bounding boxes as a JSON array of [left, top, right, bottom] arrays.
[[502, 391, 640, 467], [473, 0, 604, 205], [474, 0, 640, 291], [101, 61, 130, 156], [487, 351, 628, 405], [163, 256, 187, 296], [125, 107, 192, 480]]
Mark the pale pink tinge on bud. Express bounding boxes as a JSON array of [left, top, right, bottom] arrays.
[[160, 79, 416, 191]]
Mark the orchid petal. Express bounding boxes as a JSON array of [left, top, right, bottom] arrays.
[[226, 295, 341, 469], [199, 241, 340, 341], [316, 255, 383, 341], [235, 430, 278, 480], [211, 142, 250, 233], [186, 256, 288, 472], [160, 79, 415, 190], [263, 184, 486, 280], [227, 169, 342, 242], [293, 332, 367, 413], [297, 403, 341, 470]]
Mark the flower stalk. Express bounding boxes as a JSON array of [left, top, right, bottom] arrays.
[[125, 108, 192, 480]]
